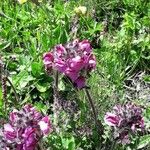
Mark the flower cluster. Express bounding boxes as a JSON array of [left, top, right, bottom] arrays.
[[0, 104, 52, 150], [104, 102, 144, 144], [43, 39, 96, 89]]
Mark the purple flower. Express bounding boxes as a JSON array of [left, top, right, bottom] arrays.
[[55, 59, 67, 73], [38, 116, 52, 135], [3, 124, 16, 143], [104, 102, 145, 144], [43, 52, 54, 73], [79, 40, 92, 54], [43, 39, 96, 89], [86, 54, 96, 71], [23, 104, 43, 121], [0, 104, 52, 149], [55, 44, 66, 57], [104, 112, 120, 127], [43, 52, 54, 65], [21, 127, 38, 150], [9, 111, 18, 124], [69, 56, 84, 71], [74, 76, 86, 89], [65, 68, 79, 81]]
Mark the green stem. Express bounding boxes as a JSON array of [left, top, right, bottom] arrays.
[[7, 77, 19, 103], [84, 88, 103, 135]]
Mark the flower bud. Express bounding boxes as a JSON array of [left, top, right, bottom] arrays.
[[74, 6, 87, 16]]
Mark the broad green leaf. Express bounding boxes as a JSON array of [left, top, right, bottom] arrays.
[[12, 71, 35, 88], [31, 62, 42, 77]]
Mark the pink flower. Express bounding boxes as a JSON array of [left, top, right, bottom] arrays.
[[43, 52, 54, 73], [55, 59, 67, 73], [43, 52, 54, 65], [43, 39, 96, 89], [104, 102, 145, 144], [23, 104, 33, 111], [79, 40, 92, 54], [9, 111, 18, 124], [38, 116, 52, 135], [21, 127, 38, 150], [87, 54, 96, 70], [23, 104, 43, 121], [104, 112, 120, 126], [65, 68, 78, 81], [0, 104, 52, 149], [69, 56, 84, 71], [55, 44, 66, 57], [3, 124, 16, 142]]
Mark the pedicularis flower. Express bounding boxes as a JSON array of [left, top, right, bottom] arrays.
[[43, 39, 96, 89], [104, 102, 144, 144], [0, 104, 52, 150]]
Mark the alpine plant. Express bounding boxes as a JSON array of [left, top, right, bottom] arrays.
[[0, 104, 52, 150], [104, 102, 145, 144], [43, 39, 96, 89]]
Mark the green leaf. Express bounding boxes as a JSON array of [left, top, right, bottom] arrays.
[[34, 102, 48, 114], [35, 82, 48, 93], [68, 140, 75, 150], [137, 135, 150, 149], [12, 71, 35, 89], [31, 62, 42, 77], [143, 75, 150, 82], [58, 80, 65, 91], [61, 136, 75, 150], [0, 42, 11, 50]]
